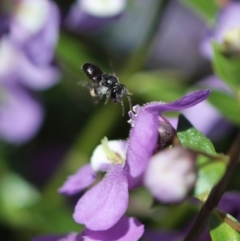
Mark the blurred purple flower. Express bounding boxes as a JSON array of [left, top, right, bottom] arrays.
[[65, 0, 126, 32], [32, 216, 144, 241], [0, 0, 60, 143], [182, 75, 232, 139], [147, 0, 206, 77], [59, 90, 209, 232], [0, 81, 43, 144], [144, 147, 197, 203], [0, 0, 60, 90], [200, 1, 240, 59]]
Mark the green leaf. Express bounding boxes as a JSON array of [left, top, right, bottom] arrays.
[[213, 42, 240, 92], [177, 115, 227, 197], [180, 0, 219, 25], [210, 212, 240, 241], [0, 173, 40, 209], [208, 90, 240, 125], [195, 160, 226, 196], [177, 114, 216, 155]]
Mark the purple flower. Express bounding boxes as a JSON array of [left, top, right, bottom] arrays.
[[32, 216, 144, 241], [59, 90, 210, 232], [65, 0, 126, 32], [126, 89, 210, 189], [144, 147, 197, 203], [0, 0, 60, 143], [0, 0, 60, 90], [11, 0, 59, 64], [60, 139, 129, 231], [200, 1, 240, 59]]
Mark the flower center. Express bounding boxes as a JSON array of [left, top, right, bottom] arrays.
[[101, 137, 125, 164]]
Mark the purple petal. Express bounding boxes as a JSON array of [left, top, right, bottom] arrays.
[[126, 109, 159, 189], [144, 90, 211, 113], [73, 165, 128, 230], [126, 90, 210, 189], [18, 51, 60, 90], [58, 164, 97, 195], [23, 1, 60, 66], [82, 216, 144, 241], [0, 84, 43, 144]]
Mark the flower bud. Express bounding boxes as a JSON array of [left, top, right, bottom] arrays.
[[154, 116, 179, 153], [144, 146, 197, 203]]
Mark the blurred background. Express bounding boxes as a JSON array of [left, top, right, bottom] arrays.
[[0, 0, 240, 240]]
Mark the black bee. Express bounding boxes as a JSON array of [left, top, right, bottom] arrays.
[[82, 63, 132, 116]]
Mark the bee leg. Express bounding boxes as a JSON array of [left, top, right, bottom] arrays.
[[127, 95, 132, 111], [120, 101, 125, 116], [105, 89, 111, 105]]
